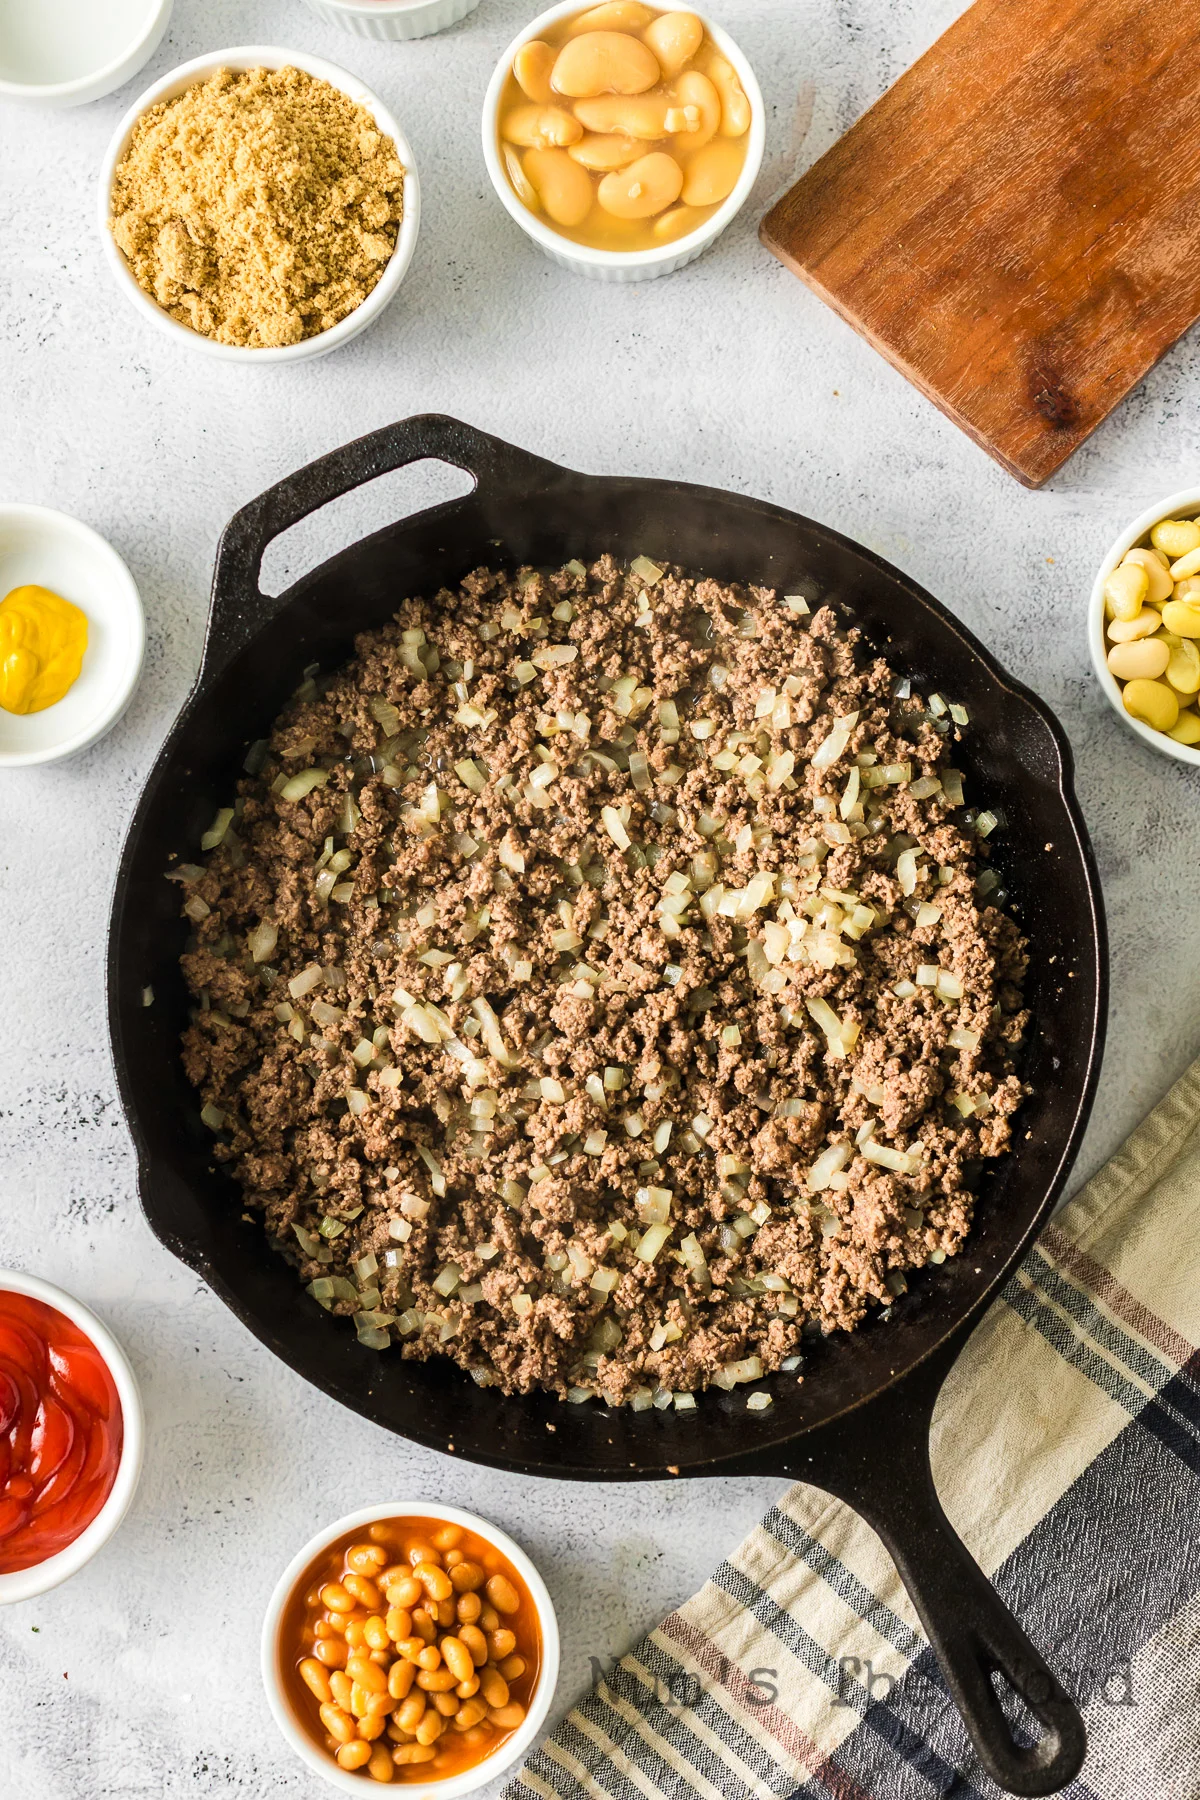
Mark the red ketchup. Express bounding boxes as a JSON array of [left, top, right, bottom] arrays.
[[0, 1291, 124, 1573]]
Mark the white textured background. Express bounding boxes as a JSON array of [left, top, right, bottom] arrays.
[[1, 0, 1199, 1792]]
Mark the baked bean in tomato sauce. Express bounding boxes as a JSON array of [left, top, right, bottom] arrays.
[[281, 1516, 542, 1783]]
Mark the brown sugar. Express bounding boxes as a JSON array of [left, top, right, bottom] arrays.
[[109, 65, 405, 349]]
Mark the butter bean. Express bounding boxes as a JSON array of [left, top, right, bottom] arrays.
[[363, 1615, 391, 1653], [1123, 678, 1179, 733], [1122, 548, 1174, 605], [707, 55, 752, 136], [1107, 638, 1169, 681], [407, 1544, 439, 1568], [337, 1741, 373, 1771], [524, 148, 595, 226], [552, 32, 660, 97], [330, 1670, 354, 1712], [1161, 599, 1200, 638], [314, 1637, 348, 1669], [503, 104, 584, 148], [668, 70, 720, 152], [643, 11, 703, 77], [348, 1655, 388, 1694], [321, 1582, 355, 1614], [1170, 547, 1200, 581], [568, 132, 643, 170], [598, 151, 683, 217], [515, 39, 556, 101], [415, 1711, 446, 1745], [1152, 519, 1200, 560], [503, 147, 541, 211], [1175, 576, 1200, 606], [432, 1525, 464, 1551], [1166, 638, 1200, 694], [360, 1712, 388, 1740], [488, 1627, 518, 1660], [488, 1702, 528, 1730], [416, 1645, 443, 1672], [455, 1675, 481, 1698], [1107, 608, 1162, 643], [651, 204, 701, 241], [573, 93, 670, 138], [413, 1562, 453, 1603], [680, 138, 743, 206], [1168, 709, 1200, 744], [459, 1624, 489, 1667], [456, 1591, 483, 1625], [433, 1692, 461, 1716], [393, 1744, 437, 1765], [1103, 560, 1148, 621], [499, 1653, 527, 1681], [410, 1611, 437, 1645], [572, 1, 655, 30], [455, 1699, 489, 1730], [478, 1606, 500, 1633]]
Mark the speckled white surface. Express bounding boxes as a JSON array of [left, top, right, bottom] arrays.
[[1, 0, 1198, 1791]]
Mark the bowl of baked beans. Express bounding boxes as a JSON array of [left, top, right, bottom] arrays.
[[262, 1504, 559, 1791]]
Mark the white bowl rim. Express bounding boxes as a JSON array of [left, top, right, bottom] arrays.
[[481, 0, 766, 271], [0, 502, 146, 769], [95, 45, 422, 364], [0, 0, 172, 101], [314, 0, 460, 12], [261, 1501, 560, 1797], [0, 1268, 144, 1605], [1088, 485, 1200, 769]]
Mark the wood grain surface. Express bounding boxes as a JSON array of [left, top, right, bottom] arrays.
[[760, 0, 1200, 486]]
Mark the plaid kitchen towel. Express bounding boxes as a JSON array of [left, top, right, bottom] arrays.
[[508, 1057, 1200, 1800]]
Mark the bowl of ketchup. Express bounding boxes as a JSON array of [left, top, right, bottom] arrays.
[[0, 1270, 143, 1602]]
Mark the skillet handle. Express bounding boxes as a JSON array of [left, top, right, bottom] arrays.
[[792, 1338, 1086, 1795], [203, 414, 562, 682]]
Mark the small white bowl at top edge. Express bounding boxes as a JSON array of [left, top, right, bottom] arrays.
[[0, 0, 173, 108], [296, 0, 482, 43], [96, 46, 421, 364], [0, 1269, 144, 1605], [262, 1502, 560, 1797], [1089, 486, 1200, 769], [0, 504, 145, 769], [482, 0, 766, 283]]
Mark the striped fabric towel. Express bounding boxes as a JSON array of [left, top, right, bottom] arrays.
[[507, 1057, 1200, 1800]]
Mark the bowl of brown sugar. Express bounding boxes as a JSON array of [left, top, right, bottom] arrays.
[[97, 47, 421, 362]]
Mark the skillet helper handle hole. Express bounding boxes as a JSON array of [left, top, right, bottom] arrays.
[[869, 1488, 1087, 1795], [203, 414, 559, 682]]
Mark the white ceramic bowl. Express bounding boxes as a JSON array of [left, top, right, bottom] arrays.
[[297, 0, 482, 42], [0, 0, 172, 108], [482, 0, 765, 281], [1089, 486, 1200, 768], [96, 46, 422, 363], [0, 505, 145, 768], [262, 1502, 559, 1794], [0, 1269, 144, 1604]]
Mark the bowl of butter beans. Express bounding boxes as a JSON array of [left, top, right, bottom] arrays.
[[1091, 489, 1200, 764], [262, 1505, 559, 1791], [482, 0, 764, 280]]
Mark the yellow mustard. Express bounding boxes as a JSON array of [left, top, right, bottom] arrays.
[[0, 585, 88, 715]]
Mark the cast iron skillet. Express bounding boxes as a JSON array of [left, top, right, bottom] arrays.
[[109, 415, 1105, 1794]]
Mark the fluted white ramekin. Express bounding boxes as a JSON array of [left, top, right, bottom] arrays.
[[482, 0, 764, 282], [297, 0, 482, 40]]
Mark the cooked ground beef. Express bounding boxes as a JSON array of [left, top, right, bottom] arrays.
[[175, 556, 1028, 1406]]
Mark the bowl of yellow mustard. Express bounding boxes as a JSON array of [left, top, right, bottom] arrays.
[[0, 506, 144, 768]]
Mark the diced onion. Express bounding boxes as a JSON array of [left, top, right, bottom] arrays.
[[634, 1222, 672, 1263], [601, 806, 631, 852], [281, 768, 329, 803]]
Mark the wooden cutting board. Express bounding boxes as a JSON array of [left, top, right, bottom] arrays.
[[760, 0, 1200, 486]]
